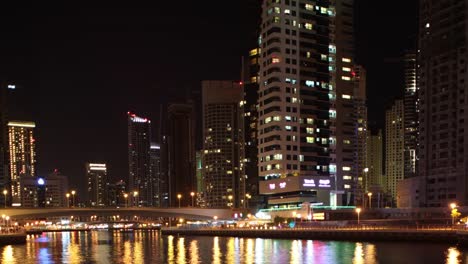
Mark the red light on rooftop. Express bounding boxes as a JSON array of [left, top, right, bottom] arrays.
[[239, 81, 243, 85], [351, 71, 356, 76]]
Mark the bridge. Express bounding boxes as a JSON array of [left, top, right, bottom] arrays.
[[0, 207, 235, 221]]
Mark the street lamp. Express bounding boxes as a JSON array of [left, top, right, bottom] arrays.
[[177, 194, 182, 208], [190, 192, 195, 207], [71, 190, 76, 208], [367, 192, 373, 208], [2, 190, 7, 208], [450, 203, 458, 225], [133, 191, 139, 207], [66, 193, 70, 208], [124, 193, 129, 208], [246, 193, 251, 208], [355, 208, 361, 225]]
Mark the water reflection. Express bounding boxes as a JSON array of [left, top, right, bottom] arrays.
[[0, 231, 465, 263]]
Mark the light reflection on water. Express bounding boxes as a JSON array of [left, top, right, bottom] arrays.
[[0, 231, 465, 263]]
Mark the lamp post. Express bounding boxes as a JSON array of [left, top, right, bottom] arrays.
[[124, 193, 129, 208], [133, 191, 139, 207], [71, 190, 76, 208], [450, 203, 457, 225], [367, 192, 373, 208], [190, 192, 195, 207], [355, 208, 361, 225], [2, 190, 7, 208], [177, 194, 182, 208], [66, 193, 70, 208]]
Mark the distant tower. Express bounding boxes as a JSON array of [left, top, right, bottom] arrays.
[[45, 169, 69, 207], [202, 80, 244, 208], [127, 112, 152, 206], [86, 163, 108, 207], [8, 121, 36, 207], [403, 52, 418, 179], [150, 142, 162, 207], [385, 100, 405, 203], [166, 103, 196, 207], [354, 65, 368, 205]]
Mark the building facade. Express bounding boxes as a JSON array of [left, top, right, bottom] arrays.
[[44, 170, 69, 207], [354, 65, 368, 206], [127, 112, 152, 206], [417, 0, 468, 206], [202, 80, 245, 208], [150, 142, 164, 207], [257, 0, 357, 208], [8, 121, 36, 207], [403, 52, 418, 179], [385, 99, 405, 204], [86, 163, 108, 207]]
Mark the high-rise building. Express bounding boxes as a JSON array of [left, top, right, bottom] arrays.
[[202, 80, 245, 208], [354, 65, 368, 206], [403, 52, 418, 179], [418, 0, 468, 207], [127, 112, 152, 207], [0, 82, 12, 193], [165, 103, 196, 207], [257, 0, 357, 208], [44, 169, 69, 207], [107, 180, 127, 207], [19, 177, 45, 208], [86, 163, 108, 207], [8, 121, 36, 207], [366, 130, 383, 189], [385, 99, 404, 203], [242, 48, 264, 209], [195, 151, 204, 207], [150, 142, 163, 207]]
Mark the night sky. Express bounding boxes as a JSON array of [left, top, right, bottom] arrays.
[[0, 1, 418, 197]]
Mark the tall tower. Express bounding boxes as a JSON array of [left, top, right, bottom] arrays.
[[354, 65, 368, 205], [257, 0, 357, 208], [418, 0, 468, 207], [403, 52, 418, 179], [202, 80, 245, 208], [385, 100, 405, 204], [166, 103, 196, 207], [127, 112, 152, 207], [150, 142, 163, 207], [8, 121, 36, 206], [86, 163, 108, 207]]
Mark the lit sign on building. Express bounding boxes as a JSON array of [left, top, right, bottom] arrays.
[[318, 179, 331, 188], [269, 183, 276, 190], [279, 182, 286, 188], [303, 179, 331, 188], [303, 179, 316, 187]]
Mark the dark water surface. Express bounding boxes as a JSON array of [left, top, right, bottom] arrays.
[[0, 230, 466, 263]]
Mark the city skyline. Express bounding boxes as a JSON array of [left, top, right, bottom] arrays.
[[0, 1, 418, 195]]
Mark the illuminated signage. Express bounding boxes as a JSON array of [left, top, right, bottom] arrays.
[[37, 178, 45, 185], [303, 179, 316, 187], [303, 179, 331, 188], [279, 182, 286, 188], [319, 179, 331, 188], [269, 184, 276, 190]]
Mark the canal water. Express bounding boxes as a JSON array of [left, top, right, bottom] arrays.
[[0, 230, 466, 263]]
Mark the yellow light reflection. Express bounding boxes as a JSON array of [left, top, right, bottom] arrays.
[[123, 241, 132, 263], [2, 245, 14, 263], [245, 238, 254, 264], [167, 235, 174, 263], [190, 240, 199, 263], [213, 236, 221, 264], [176, 237, 186, 263], [134, 238, 143, 264], [353, 242, 364, 264], [364, 244, 377, 264], [226, 238, 235, 263], [446, 247, 461, 264]]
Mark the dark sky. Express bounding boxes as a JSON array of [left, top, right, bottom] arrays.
[[0, 1, 418, 196]]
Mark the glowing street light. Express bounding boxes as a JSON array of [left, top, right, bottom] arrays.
[[2, 190, 7, 208], [355, 207, 361, 225], [213, 215, 218, 221], [124, 193, 129, 207], [367, 192, 373, 208], [133, 191, 139, 207], [190, 192, 195, 207], [450, 203, 459, 225], [66, 193, 70, 208], [71, 190, 76, 208], [177, 194, 182, 208]]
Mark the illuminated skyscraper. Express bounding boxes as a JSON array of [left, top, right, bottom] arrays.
[[202, 80, 245, 208], [86, 163, 108, 207], [257, 0, 357, 207], [127, 112, 152, 206], [8, 121, 36, 207]]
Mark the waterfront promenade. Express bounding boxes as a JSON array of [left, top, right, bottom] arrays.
[[161, 225, 468, 245]]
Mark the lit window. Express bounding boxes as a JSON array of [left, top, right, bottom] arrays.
[[306, 127, 314, 134], [274, 7, 280, 14], [249, 49, 258, 56], [291, 97, 298, 103], [273, 116, 281, 121], [342, 166, 351, 171], [306, 137, 314, 143], [266, 165, 272, 170], [329, 109, 336, 118], [328, 45, 336, 54], [425, 23, 430, 28], [285, 116, 292, 121], [285, 125, 292, 131], [321, 54, 327, 61], [342, 94, 352, 99], [284, 9, 291, 14], [275, 164, 281, 169], [265, 117, 272, 124], [343, 140, 351, 144], [274, 154, 282, 160], [320, 7, 327, 14], [341, 76, 351, 81], [342, 67, 351, 72], [305, 23, 313, 30], [299, 155, 304, 162], [306, 118, 314, 124], [342, 58, 351, 63], [344, 184, 351, 189], [272, 57, 280, 63], [306, 51, 311, 58], [305, 80, 314, 87], [305, 4, 313, 10]]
